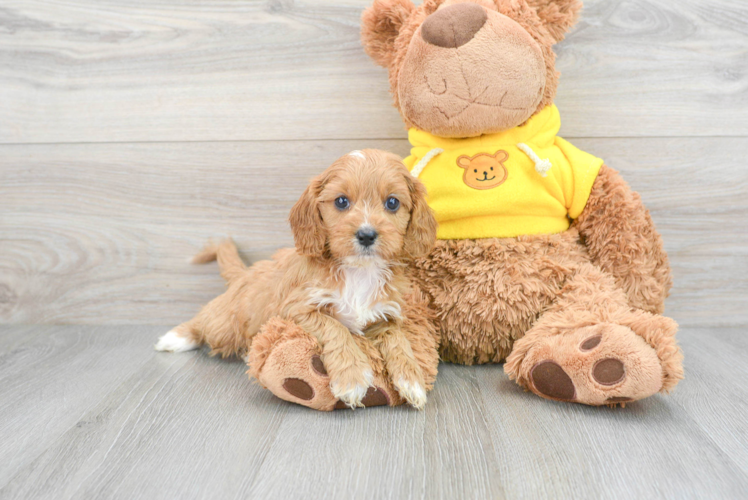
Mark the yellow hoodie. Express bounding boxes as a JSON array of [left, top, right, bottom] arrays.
[[403, 105, 604, 240]]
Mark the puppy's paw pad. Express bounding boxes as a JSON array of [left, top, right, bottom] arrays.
[[154, 330, 199, 352], [282, 378, 315, 401], [395, 378, 427, 410], [530, 361, 576, 401]]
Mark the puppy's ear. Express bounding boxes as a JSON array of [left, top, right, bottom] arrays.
[[289, 177, 327, 257], [403, 174, 438, 259], [526, 0, 582, 42], [361, 0, 416, 68]]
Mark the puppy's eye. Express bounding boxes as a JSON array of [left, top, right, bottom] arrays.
[[334, 196, 350, 210], [384, 196, 400, 212]]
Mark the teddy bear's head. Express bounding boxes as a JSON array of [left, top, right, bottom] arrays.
[[361, 0, 581, 138]]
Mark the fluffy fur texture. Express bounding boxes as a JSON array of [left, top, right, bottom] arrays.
[[573, 165, 672, 314], [157, 149, 440, 410], [361, 0, 683, 406]]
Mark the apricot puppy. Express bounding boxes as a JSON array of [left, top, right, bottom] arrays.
[[156, 149, 438, 409]]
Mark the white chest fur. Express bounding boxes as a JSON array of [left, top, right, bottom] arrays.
[[309, 263, 401, 334]]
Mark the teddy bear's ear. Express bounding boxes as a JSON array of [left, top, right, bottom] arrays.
[[493, 150, 509, 162], [526, 0, 582, 42], [361, 0, 416, 68], [456, 156, 472, 169]]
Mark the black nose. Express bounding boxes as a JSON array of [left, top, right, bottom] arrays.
[[421, 3, 487, 49], [356, 228, 378, 247]]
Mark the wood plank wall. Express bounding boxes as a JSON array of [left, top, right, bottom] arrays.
[[1, 0, 747, 326]]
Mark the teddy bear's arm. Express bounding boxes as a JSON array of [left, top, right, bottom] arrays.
[[573, 165, 672, 314]]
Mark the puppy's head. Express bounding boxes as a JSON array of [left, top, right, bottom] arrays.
[[289, 149, 437, 263]]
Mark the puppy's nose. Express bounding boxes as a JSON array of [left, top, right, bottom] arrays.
[[356, 228, 378, 247], [421, 3, 487, 49]]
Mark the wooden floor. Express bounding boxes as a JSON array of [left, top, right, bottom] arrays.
[[0, 325, 746, 499], [2, 0, 748, 498]]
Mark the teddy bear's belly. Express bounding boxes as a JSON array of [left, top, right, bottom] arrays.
[[412, 228, 592, 365]]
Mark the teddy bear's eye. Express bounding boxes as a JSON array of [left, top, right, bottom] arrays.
[[490, 167, 494, 171], [474, 169, 478, 173], [334, 196, 350, 210]]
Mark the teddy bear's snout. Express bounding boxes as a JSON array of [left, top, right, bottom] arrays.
[[421, 3, 487, 49]]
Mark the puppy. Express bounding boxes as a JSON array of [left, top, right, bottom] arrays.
[[156, 149, 438, 409]]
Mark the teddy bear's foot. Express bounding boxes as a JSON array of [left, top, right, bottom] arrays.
[[247, 317, 402, 411], [507, 322, 678, 406]]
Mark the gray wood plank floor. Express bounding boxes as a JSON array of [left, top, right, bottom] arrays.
[[0, 325, 746, 499]]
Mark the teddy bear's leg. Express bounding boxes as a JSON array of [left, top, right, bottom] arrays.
[[247, 317, 403, 411], [574, 165, 673, 314], [504, 263, 683, 406]]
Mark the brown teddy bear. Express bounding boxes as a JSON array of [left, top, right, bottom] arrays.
[[358, 0, 684, 406]]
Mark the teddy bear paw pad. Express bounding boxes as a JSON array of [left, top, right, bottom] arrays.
[[248, 325, 339, 411], [592, 358, 626, 385], [579, 334, 602, 351], [530, 361, 576, 401], [311, 355, 327, 376], [282, 378, 315, 401], [521, 323, 663, 406], [334, 386, 390, 409]]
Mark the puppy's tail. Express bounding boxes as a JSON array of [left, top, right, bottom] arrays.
[[192, 239, 246, 283]]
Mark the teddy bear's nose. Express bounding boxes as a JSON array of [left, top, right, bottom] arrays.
[[421, 3, 488, 49]]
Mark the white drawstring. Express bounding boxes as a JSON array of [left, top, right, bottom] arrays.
[[410, 148, 443, 178], [517, 143, 552, 177]]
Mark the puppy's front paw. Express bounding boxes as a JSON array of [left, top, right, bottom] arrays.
[[330, 368, 374, 409], [395, 377, 427, 410]]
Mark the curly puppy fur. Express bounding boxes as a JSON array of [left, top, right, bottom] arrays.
[[158, 150, 440, 410]]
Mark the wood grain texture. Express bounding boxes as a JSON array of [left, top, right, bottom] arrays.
[[0, 326, 163, 486], [0, 0, 747, 144], [0, 325, 746, 499], [2, 137, 746, 327]]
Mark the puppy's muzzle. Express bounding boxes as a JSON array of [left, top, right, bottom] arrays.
[[355, 228, 378, 248]]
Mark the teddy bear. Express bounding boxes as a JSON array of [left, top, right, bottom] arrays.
[[357, 0, 684, 406]]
